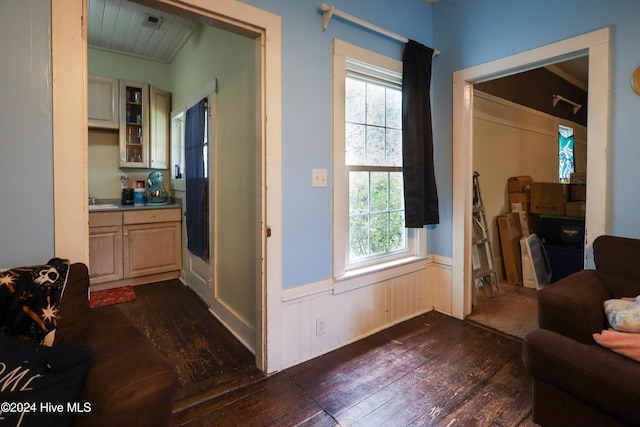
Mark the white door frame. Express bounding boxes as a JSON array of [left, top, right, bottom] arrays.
[[451, 28, 610, 319], [52, 0, 283, 373]]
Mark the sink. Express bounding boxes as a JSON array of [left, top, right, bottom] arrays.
[[89, 204, 120, 210]]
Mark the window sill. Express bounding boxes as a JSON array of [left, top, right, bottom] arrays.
[[334, 255, 429, 294]]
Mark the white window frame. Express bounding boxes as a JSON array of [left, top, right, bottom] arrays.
[[333, 39, 426, 284], [170, 109, 186, 192]]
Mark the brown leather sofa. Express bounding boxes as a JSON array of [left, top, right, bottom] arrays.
[[55, 263, 178, 427], [523, 235, 640, 427]]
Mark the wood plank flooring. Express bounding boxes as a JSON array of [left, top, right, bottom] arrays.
[[115, 280, 265, 409], [114, 280, 535, 426]]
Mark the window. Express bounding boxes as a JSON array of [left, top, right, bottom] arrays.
[[346, 74, 406, 264], [333, 40, 424, 278], [171, 111, 185, 182], [559, 125, 575, 182], [203, 100, 209, 179]]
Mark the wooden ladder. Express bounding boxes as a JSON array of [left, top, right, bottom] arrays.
[[472, 172, 501, 304]]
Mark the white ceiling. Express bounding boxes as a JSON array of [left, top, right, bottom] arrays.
[[88, 0, 198, 63]]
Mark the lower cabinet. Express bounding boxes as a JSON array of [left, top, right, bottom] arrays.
[[89, 207, 181, 289], [123, 209, 182, 278], [89, 212, 123, 284]]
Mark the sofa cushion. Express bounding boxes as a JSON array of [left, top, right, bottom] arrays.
[[0, 333, 93, 427], [0, 258, 70, 344], [54, 263, 90, 345], [73, 306, 177, 427]]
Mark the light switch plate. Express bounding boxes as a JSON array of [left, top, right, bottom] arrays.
[[312, 168, 328, 188]]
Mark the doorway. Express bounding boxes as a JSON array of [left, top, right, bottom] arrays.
[[52, 0, 284, 373], [465, 59, 588, 338], [451, 28, 610, 320], [87, 0, 261, 359]]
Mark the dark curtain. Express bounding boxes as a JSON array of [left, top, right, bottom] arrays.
[[402, 40, 439, 227], [185, 98, 209, 259]]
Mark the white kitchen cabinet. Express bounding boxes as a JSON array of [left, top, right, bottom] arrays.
[[88, 75, 119, 129], [149, 86, 171, 170], [89, 207, 181, 289], [123, 209, 182, 278], [119, 80, 150, 168], [117, 81, 172, 169], [88, 212, 123, 284]]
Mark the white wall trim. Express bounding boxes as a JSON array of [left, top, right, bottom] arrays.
[[452, 27, 610, 319], [278, 254, 453, 368], [209, 298, 256, 353], [52, 0, 89, 264], [430, 254, 452, 269], [546, 64, 588, 91], [282, 278, 334, 303], [475, 90, 571, 137]]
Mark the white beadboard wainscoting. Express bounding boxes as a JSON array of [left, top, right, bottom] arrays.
[[280, 255, 453, 368]]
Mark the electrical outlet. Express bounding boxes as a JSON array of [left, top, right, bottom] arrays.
[[312, 168, 328, 188], [316, 316, 326, 336]]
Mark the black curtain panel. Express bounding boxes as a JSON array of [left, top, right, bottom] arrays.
[[402, 40, 439, 227], [185, 98, 209, 259]]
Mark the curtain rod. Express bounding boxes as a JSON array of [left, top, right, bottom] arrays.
[[320, 3, 440, 57]]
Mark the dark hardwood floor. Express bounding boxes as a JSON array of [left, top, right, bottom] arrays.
[[115, 280, 536, 426]]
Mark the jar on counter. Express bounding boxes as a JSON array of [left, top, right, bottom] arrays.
[[134, 188, 145, 206]]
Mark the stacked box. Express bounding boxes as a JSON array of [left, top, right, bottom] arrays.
[[530, 182, 569, 216], [565, 202, 586, 217], [497, 213, 524, 285], [507, 176, 533, 193], [566, 183, 586, 217], [507, 176, 532, 236], [569, 184, 586, 201]]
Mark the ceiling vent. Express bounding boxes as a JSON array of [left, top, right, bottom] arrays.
[[143, 14, 164, 30]]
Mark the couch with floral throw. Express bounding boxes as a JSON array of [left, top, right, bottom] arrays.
[[0, 260, 177, 427], [523, 235, 640, 427]]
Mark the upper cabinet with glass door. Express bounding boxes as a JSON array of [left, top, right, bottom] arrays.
[[119, 81, 149, 168]]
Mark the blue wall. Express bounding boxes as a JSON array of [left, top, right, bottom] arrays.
[[0, 0, 54, 266], [430, 0, 640, 256], [5, 0, 639, 289], [240, 0, 434, 288]]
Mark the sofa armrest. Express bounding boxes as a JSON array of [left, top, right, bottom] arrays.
[[523, 328, 640, 425], [538, 269, 610, 344]]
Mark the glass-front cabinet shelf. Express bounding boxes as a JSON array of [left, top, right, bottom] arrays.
[[119, 81, 149, 168]]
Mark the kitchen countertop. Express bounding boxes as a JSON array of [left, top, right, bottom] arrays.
[[89, 198, 181, 212]]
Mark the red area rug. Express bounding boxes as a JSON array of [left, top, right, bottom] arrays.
[[90, 286, 136, 308]]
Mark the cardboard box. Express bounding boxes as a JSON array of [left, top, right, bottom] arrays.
[[569, 184, 586, 202], [509, 191, 530, 205], [508, 176, 533, 193], [565, 201, 586, 218], [497, 213, 523, 285], [513, 211, 530, 237], [530, 182, 568, 216], [511, 202, 529, 213], [509, 191, 530, 213]]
